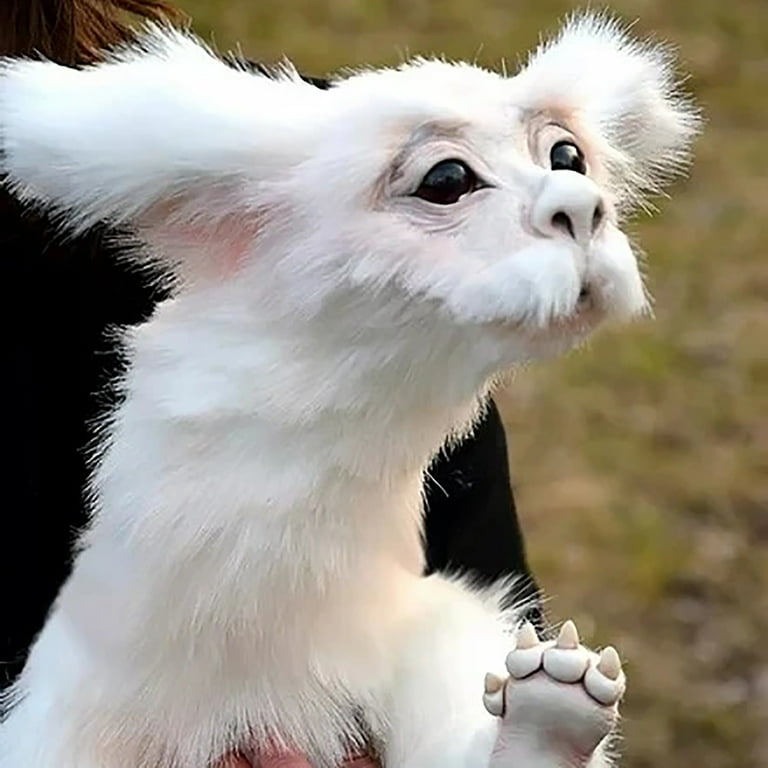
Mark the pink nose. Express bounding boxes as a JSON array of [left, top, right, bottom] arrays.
[[532, 172, 605, 246]]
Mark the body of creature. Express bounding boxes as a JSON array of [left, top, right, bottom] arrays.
[[0, 15, 697, 768]]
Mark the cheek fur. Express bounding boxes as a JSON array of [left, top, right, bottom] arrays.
[[400, 239, 583, 328], [588, 226, 649, 319]]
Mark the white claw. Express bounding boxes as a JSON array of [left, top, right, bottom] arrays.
[[483, 674, 506, 716], [597, 646, 622, 680], [484, 672, 504, 694], [555, 620, 580, 650], [516, 621, 539, 649]]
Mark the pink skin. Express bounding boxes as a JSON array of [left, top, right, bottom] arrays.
[[219, 752, 380, 768]]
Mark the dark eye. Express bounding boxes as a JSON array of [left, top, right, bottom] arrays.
[[550, 141, 587, 174], [414, 159, 480, 205]]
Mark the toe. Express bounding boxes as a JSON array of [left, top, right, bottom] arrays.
[[505, 647, 544, 679], [542, 646, 590, 683], [541, 620, 589, 682], [483, 672, 506, 716], [483, 688, 505, 717], [583, 646, 626, 705], [506, 622, 544, 678]]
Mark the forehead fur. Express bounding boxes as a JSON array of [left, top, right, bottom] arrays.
[[318, 13, 698, 208]]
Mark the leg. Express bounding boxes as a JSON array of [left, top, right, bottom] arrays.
[[483, 621, 625, 768], [380, 577, 624, 768], [378, 575, 517, 768]]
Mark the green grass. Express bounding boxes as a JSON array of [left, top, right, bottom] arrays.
[[173, 2, 767, 764]]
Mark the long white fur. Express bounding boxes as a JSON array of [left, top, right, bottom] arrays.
[[0, 13, 698, 768]]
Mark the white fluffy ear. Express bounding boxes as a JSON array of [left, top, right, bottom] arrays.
[[0, 26, 321, 269], [515, 13, 701, 206]]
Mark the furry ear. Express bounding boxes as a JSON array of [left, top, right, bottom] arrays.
[[0, 26, 321, 271], [514, 13, 701, 207]]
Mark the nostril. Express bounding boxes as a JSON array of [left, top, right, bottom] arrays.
[[577, 283, 593, 310], [592, 203, 604, 233], [551, 211, 575, 240]]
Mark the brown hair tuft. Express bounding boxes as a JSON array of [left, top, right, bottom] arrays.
[[0, 0, 186, 66]]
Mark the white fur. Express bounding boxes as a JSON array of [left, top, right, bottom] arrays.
[[0, 13, 698, 768]]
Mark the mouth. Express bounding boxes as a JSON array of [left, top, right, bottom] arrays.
[[532, 281, 604, 340], [486, 283, 604, 346]]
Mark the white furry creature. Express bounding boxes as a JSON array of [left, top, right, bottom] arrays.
[[0, 13, 698, 768]]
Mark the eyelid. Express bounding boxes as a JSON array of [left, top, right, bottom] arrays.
[[389, 140, 495, 196], [530, 122, 587, 172]]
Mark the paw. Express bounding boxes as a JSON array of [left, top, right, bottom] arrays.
[[483, 620, 625, 766]]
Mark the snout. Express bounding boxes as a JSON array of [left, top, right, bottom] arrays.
[[531, 172, 605, 248], [525, 171, 646, 326]]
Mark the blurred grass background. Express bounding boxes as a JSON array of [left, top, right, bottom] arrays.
[[173, 1, 766, 765]]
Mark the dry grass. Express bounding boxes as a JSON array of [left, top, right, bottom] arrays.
[[172, 1, 767, 765]]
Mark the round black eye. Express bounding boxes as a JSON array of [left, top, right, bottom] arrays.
[[550, 141, 587, 174], [414, 159, 479, 205]]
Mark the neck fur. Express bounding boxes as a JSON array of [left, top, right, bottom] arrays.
[[86, 285, 489, 608]]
